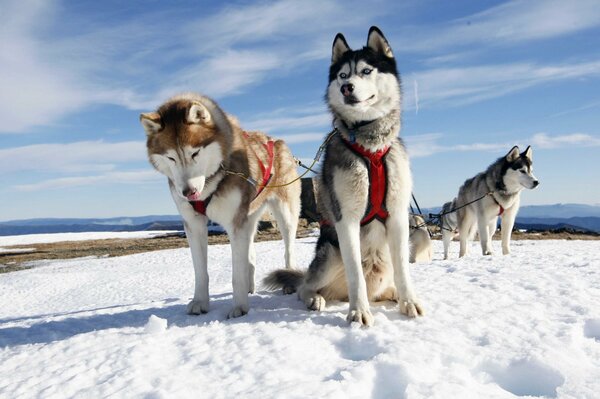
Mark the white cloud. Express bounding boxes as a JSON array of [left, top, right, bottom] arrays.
[[531, 133, 600, 149], [405, 60, 600, 109], [397, 0, 600, 53], [405, 132, 600, 158], [0, 140, 146, 173], [14, 170, 160, 192]]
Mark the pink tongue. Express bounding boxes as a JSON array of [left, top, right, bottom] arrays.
[[187, 192, 201, 201]]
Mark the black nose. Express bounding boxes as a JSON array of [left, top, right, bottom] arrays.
[[533, 180, 539, 187], [340, 84, 354, 97]]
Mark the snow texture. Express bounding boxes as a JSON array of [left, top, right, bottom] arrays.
[[1, 238, 599, 398], [0, 230, 178, 247]]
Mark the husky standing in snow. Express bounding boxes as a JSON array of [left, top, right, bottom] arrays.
[[140, 93, 301, 318], [265, 27, 423, 326], [446, 146, 539, 258]]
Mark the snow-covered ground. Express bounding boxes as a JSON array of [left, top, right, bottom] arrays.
[[1, 238, 599, 398], [0, 231, 179, 247]]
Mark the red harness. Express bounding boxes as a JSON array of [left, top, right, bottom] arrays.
[[322, 139, 391, 226], [190, 134, 275, 216], [491, 195, 505, 216]]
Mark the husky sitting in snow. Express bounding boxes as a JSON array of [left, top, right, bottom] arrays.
[[265, 27, 423, 326]]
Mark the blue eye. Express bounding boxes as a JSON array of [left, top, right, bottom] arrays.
[[362, 68, 372, 75], [339, 72, 348, 79]]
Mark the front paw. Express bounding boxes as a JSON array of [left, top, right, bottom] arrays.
[[483, 250, 493, 256], [347, 306, 374, 327], [227, 305, 249, 319], [399, 300, 424, 318], [187, 299, 209, 315], [502, 247, 510, 255]]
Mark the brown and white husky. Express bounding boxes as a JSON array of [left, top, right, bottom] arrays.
[[140, 93, 301, 318]]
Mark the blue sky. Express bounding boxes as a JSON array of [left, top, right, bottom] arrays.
[[1, 0, 599, 221]]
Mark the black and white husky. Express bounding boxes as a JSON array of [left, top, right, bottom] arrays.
[[442, 146, 540, 259], [266, 27, 423, 326]]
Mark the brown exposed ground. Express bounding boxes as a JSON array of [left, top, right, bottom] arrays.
[[1, 221, 597, 274]]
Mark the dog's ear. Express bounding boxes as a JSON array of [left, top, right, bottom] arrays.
[[140, 112, 162, 135], [506, 146, 520, 162], [332, 33, 351, 64], [367, 26, 393, 58], [522, 145, 533, 161], [187, 101, 213, 126]]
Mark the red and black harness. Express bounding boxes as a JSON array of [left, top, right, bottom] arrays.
[[322, 137, 391, 226], [189, 133, 275, 216]]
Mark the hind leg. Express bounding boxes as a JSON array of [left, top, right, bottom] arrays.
[[269, 197, 299, 270]]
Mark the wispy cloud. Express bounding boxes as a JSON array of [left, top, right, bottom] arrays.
[[14, 170, 160, 192], [0, 140, 146, 173], [397, 0, 600, 53], [405, 132, 600, 158], [531, 133, 600, 149], [405, 60, 600, 109]]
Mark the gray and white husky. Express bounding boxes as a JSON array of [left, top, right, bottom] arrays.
[[443, 146, 539, 259], [265, 27, 423, 326]]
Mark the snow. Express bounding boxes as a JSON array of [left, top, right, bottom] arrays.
[[1, 238, 599, 398], [0, 230, 179, 246]]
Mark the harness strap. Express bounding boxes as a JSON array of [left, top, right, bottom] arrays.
[[321, 138, 390, 227], [190, 195, 213, 216], [190, 133, 275, 216], [490, 194, 505, 216]]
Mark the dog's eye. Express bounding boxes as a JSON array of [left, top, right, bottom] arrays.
[[167, 156, 176, 163], [520, 170, 526, 174], [191, 150, 200, 160], [339, 72, 347, 79], [362, 68, 372, 75]]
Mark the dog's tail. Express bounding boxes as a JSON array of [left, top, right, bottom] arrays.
[[263, 269, 305, 291]]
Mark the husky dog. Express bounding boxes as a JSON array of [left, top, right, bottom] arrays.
[[409, 215, 432, 263], [265, 27, 423, 326], [450, 146, 539, 258], [440, 198, 459, 260], [140, 93, 301, 318]]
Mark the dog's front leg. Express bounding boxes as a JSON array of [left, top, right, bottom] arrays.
[[387, 214, 424, 318], [500, 201, 519, 255], [228, 226, 252, 318], [335, 219, 373, 326], [183, 217, 210, 314]]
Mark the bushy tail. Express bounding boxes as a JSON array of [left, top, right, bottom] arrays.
[[263, 269, 305, 291]]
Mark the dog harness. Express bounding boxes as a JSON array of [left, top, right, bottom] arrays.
[[189, 133, 275, 216], [491, 195, 505, 216], [322, 137, 391, 226]]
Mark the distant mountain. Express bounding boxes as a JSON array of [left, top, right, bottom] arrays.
[[0, 215, 181, 227], [1, 203, 599, 236], [417, 204, 600, 233]]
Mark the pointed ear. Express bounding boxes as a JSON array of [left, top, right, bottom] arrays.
[[506, 146, 520, 162], [332, 33, 351, 64], [140, 112, 162, 135], [188, 101, 213, 126], [522, 145, 533, 161], [367, 26, 393, 58]]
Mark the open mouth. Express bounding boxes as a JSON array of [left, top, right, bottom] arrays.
[[345, 94, 375, 105]]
